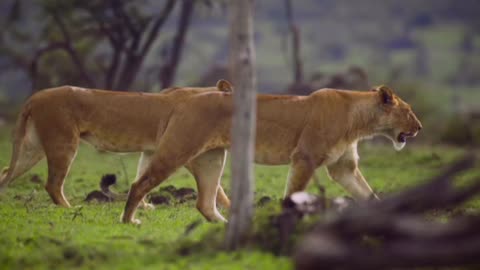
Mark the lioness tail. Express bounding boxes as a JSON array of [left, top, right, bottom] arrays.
[[0, 102, 31, 190]]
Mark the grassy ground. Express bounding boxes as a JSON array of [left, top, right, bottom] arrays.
[[0, 126, 479, 269]]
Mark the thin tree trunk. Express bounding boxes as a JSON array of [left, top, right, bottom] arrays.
[[285, 0, 303, 84], [160, 0, 195, 88], [225, 0, 257, 250]]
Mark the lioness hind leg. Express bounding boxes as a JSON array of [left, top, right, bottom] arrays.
[[187, 148, 228, 222], [44, 146, 78, 207], [40, 130, 79, 208]]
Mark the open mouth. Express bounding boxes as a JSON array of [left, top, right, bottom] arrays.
[[397, 132, 416, 143]]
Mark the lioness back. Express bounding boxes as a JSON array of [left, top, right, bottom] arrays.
[[27, 84, 231, 152], [27, 86, 175, 152]]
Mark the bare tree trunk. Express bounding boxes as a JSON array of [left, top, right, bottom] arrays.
[[285, 0, 303, 84], [225, 0, 257, 250]]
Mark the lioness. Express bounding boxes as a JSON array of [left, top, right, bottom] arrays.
[[121, 86, 422, 224], [0, 80, 233, 219]]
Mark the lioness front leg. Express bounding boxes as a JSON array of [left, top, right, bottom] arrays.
[[284, 150, 316, 197], [354, 168, 380, 200], [326, 147, 378, 200], [216, 185, 231, 209]]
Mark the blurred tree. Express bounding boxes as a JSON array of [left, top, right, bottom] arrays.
[[33, 0, 177, 91], [0, 0, 34, 73], [1, 0, 199, 92], [414, 43, 429, 78], [158, 0, 195, 89], [283, 0, 311, 95], [225, 0, 257, 250], [285, 0, 303, 85]]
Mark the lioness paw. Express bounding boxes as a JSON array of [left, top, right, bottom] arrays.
[[120, 211, 141, 225], [140, 202, 155, 210], [132, 218, 142, 225]]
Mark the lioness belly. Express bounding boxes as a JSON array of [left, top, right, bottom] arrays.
[[253, 135, 298, 165], [81, 132, 155, 153], [254, 148, 291, 165]]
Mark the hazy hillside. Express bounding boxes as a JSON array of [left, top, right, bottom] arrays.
[[1, 0, 479, 101]]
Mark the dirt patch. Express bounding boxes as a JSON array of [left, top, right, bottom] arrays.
[[84, 190, 113, 203], [171, 187, 196, 202], [149, 195, 170, 205], [30, 174, 43, 184], [257, 196, 272, 207], [159, 185, 176, 193], [84, 174, 197, 204], [148, 185, 197, 204]]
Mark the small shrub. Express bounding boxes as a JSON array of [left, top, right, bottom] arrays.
[[441, 115, 472, 145], [440, 113, 480, 146]]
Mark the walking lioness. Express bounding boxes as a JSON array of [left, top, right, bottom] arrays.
[[122, 85, 422, 224], [0, 80, 233, 219]]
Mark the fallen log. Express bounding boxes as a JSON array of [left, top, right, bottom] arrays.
[[295, 154, 480, 270]]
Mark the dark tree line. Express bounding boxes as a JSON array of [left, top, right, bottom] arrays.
[[1, 0, 198, 92]]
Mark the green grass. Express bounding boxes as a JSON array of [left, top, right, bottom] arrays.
[[0, 126, 479, 269]]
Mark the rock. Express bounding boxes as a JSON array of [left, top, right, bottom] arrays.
[[149, 195, 170, 205], [171, 187, 197, 202], [257, 196, 272, 207], [30, 174, 43, 184], [84, 190, 113, 202]]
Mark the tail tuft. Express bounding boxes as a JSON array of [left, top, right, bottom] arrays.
[[100, 174, 117, 193]]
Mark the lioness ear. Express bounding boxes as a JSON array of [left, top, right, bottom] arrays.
[[374, 85, 394, 105], [216, 79, 233, 92]]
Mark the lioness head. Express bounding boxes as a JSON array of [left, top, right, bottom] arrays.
[[372, 85, 422, 151]]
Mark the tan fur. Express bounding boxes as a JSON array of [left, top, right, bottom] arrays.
[[122, 85, 422, 224], [0, 80, 233, 221]]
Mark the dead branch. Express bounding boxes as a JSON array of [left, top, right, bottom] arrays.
[[138, 0, 175, 58], [294, 154, 480, 270], [30, 42, 68, 90], [111, 1, 139, 38], [159, 0, 195, 88], [50, 11, 94, 87], [114, 0, 176, 90], [30, 1, 176, 91]]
